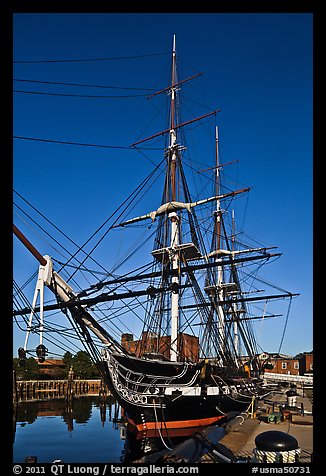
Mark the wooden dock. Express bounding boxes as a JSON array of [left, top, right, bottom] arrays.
[[14, 375, 105, 403]]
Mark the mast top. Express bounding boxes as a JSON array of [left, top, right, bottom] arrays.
[[170, 34, 177, 132]]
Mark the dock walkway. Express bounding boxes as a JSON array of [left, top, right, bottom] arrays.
[[213, 387, 313, 463]]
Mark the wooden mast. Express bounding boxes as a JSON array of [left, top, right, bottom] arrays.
[[13, 224, 47, 266]]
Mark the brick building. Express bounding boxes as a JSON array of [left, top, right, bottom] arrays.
[[37, 358, 65, 377], [262, 352, 313, 376], [263, 353, 300, 375], [295, 351, 313, 375], [121, 331, 199, 362]]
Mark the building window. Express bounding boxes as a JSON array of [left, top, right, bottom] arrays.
[[294, 362, 299, 369], [281, 362, 287, 369], [310, 363, 313, 370]]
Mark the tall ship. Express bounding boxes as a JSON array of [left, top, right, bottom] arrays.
[[13, 36, 298, 432]]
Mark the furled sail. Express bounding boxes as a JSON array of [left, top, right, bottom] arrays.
[[113, 188, 250, 227]]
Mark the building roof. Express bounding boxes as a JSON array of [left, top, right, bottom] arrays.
[[36, 359, 65, 366]]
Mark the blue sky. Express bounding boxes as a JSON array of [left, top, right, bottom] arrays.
[[13, 13, 313, 358]]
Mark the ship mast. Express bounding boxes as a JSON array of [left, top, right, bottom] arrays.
[[231, 209, 239, 355], [169, 35, 179, 362], [214, 127, 226, 354], [215, 126, 221, 251]]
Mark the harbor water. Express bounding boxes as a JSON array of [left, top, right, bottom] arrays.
[[13, 396, 126, 463]]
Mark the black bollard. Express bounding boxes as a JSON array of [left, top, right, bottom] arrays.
[[253, 430, 300, 463]]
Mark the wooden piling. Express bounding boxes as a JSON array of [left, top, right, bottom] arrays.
[[13, 370, 18, 405]]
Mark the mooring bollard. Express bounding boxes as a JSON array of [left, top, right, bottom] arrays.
[[252, 430, 301, 463], [286, 384, 298, 408]]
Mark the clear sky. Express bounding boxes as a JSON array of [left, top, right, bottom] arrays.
[[13, 13, 313, 358]]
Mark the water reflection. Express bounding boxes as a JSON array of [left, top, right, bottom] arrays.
[[14, 395, 119, 431], [13, 395, 125, 463], [14, 395, 216, 463]]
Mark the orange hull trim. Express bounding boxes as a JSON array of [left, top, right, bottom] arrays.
[[129, 424, 213, 440], [127, 415, 225, 433]]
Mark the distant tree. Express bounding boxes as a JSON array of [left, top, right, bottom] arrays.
[[13, 357, 20, 373], [13, 357, 40, 380], [63, 351, 74, 377], [71, 351, 100, 379]]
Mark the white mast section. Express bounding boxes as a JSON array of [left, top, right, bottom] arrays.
[[214, 126, 226, 355], [169, 35, 179, 362], [170, 208, 179, 362], [23, 257, 52, 351], [231, 209, 239, 357]]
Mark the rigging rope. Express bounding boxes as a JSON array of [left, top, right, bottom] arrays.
[[14, 135, 160, 150], [277, 297, 293, 354], [14, 89, 150, 98], [59, 156, 165, 282], [14, 78, 156, 91], [14, 51, 169, 64]]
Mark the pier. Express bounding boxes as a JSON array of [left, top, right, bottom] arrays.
[[204, 383, 313, 463], [13, 374, 105, 403]]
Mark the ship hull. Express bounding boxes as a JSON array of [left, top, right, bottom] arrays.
[[101, 349, 270, 430]]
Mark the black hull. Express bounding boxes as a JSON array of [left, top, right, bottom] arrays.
[[101, 350, 270, 429], [120, 392, 253, 428]]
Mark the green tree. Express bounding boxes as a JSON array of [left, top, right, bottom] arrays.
[[13, 357, 40, 380], [63, 351, 74, 377], [71, 351, 100, 379]]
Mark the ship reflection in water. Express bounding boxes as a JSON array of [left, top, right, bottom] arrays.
[[14, 394, 211, 463]]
